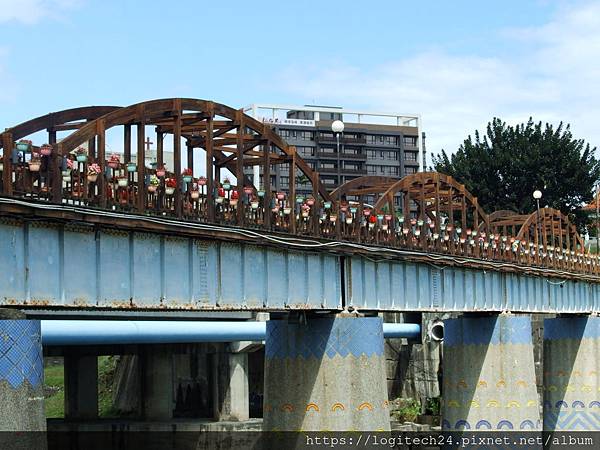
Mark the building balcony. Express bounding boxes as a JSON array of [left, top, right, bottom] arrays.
[[340, 168, 365, 175], [339, 152, 367, 160], [316, 152, 339, 158], [314, 135, 367, 144], [317, 168, 339, 175]]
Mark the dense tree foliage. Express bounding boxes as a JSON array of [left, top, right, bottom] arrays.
[[432, 118, 600, 230]]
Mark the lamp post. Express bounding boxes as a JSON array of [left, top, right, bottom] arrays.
[[596, 183, 600, 254], [332, 119, 344, 171], [533, 190, 542, 257], [332, 120, 344, 237]]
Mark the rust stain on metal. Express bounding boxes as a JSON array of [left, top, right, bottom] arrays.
[[27, 299, 51, 306]]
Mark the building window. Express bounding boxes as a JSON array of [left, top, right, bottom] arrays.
[[404, 166, 417, 175], [280, 176, 289, 187], [344, 162, 361, 171], [382, 135, 397, 146], [319, 131, 335, 138], [320, 146, 336, 154], [366, 149, 377, 158], [366, 165, 378, 174], [404, 151, 418, 161], [319, 112, 342, 121], [380, 166, 399, 176], [320, 162, 337, 170], [403, 136, 418, 146], [280, 163, 289, 172], [279, 129, 297, 140], [380, 150, 399, 160], [297, 146, 314, 157], [298, 131, 314, 141], [366, 135, 397, 146], [321, 176, 338, 185], [343, 146, 360, 155]]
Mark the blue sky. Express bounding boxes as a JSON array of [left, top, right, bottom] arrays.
[[1, 0, 599, 157]]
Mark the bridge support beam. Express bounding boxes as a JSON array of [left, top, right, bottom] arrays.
[[263, 315, 390, 431], [543, 316, 600, 431], [141, 345, 173, 420], [64, 354, 98, 420], [442, 314, 541, 432], [211, 347, 249, 421], [0, 315, 46, 449]]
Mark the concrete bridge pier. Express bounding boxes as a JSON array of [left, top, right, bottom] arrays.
[[543, 316, 600, 431], [141, 345, 174, 420], [442, 314, 541, 432], [64, 353, 98, 420], [0, 311, 46, 449], [211, 342, 252, 422], [263, 314, 390, 431]]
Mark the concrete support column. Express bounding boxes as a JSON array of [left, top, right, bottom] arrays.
[[263, 315, 390, 431], [141, 345, 173, 420], [211, 348, 249, 421], [442, 314, 541, 432], [64, 354, 98, 419], [543, 316, 600, 431], [0, 316, 46, 449]]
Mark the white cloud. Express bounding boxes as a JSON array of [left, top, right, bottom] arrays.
[[0, 0, 81, 24], [275, 1, 600, 160]]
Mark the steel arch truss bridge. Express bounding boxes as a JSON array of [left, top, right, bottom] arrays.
[[0, 98, 598, 313]]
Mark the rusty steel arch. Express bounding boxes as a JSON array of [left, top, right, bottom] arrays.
[[55, 98, 330, 208], [0, 106, 120, 194], [372, 172, 489, 231], [515, 207, 586, 254], [0, 106, 119, 147], [329, 175, 398, 200], [487, 210, 530, 235]]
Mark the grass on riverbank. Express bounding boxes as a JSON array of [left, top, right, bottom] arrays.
[[44, 356, 118, 418]]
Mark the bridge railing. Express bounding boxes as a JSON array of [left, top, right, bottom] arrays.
[[0, 140, 598, 277]]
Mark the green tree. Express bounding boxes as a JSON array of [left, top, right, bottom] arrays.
[[432, 118, 600, 230]]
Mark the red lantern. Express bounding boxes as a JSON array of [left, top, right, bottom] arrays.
[[243, 186, 253, 195], [369, 215, 377, 224], [231, 190, 239, 200], [218, 187, 225, 197]]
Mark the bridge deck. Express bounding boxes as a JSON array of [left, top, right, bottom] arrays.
[[0, 199, 597, 314]]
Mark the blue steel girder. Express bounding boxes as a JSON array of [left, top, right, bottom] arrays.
[[0, 219, 341, 311], [345, 256, 599, 313], [0, 217, 597, 314]]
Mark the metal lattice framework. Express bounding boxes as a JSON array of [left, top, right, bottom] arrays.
[[0, 98, 596, 278]]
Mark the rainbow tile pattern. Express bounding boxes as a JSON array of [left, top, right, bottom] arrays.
[[265, 316, 384, 359], [543, 317, 600, 431], [442, 315, 541, 432], [0, 320, 43, 388], [263, 316, 390, 431]]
